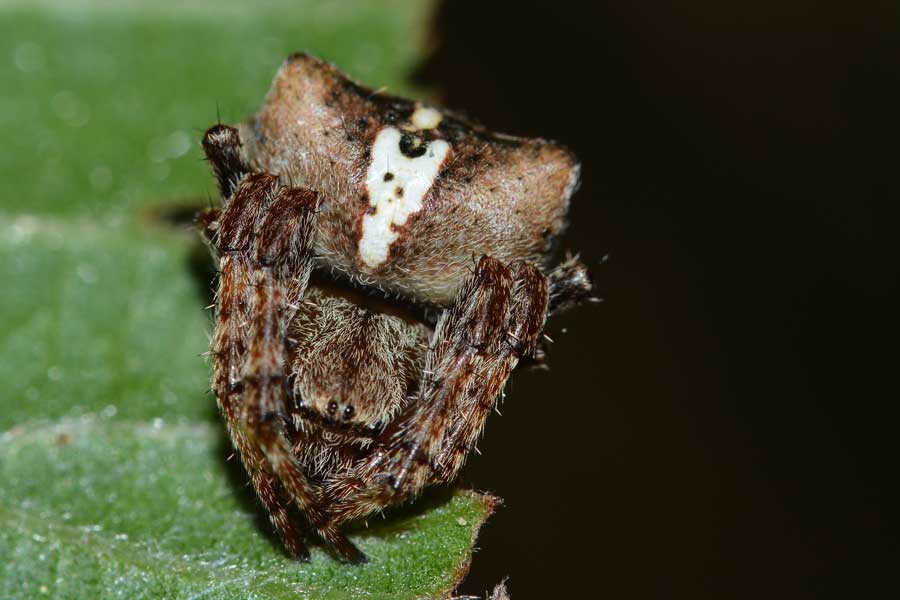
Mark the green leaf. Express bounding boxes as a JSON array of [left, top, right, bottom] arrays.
[[0, 2, 497, 598], [0, 418, 495, 599]]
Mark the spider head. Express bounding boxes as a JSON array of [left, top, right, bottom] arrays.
[[289, 285, 429, 439], [294, 391, 382, 437]]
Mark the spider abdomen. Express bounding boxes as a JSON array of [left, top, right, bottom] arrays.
[[239, 54, 580, 306]]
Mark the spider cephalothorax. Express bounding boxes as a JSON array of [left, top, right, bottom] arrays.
[[199, 53, 593, 562]]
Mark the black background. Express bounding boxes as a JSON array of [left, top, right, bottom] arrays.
[[413, 1, 899, 597]]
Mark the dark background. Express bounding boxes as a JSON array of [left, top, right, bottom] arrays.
[[412, 1, 899, 598]]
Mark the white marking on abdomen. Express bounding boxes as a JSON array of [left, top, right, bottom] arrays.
[[410, 106, 443, 130], [359, 127, 450, 267]]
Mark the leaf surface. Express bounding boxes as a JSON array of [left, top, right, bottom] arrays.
[[0, 418, 494, 600]]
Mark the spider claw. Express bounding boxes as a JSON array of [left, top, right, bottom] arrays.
[[324, 532, 367, 564], [343, 546, 368, 565], [287, 542, 311, 562]]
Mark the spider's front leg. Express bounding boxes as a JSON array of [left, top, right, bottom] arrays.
[[326, 256, 549, 524], [203, 126, 363, 563], [203, 129, 310, 559]]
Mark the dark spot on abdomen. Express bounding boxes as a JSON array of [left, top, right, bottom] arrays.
[[399, 133, 428, 158]]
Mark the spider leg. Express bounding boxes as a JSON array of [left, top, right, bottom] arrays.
[[547, 254, 594, 314], [242, 185, 365, 563], [431, 261, 548, 479], [209, 174, 309, 559], [325, 256, 549, 525], [203, 124, 251, 200], [211, 268, 305, 555], [211, 172, 365, 563]]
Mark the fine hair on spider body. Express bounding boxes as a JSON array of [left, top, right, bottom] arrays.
[[198, 53, 594, 563]]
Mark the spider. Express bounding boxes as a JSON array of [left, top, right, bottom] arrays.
[[198, 53, 594, 563]]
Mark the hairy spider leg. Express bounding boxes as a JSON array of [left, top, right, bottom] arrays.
[[432, 261, 548, 479], [210, 252, 306, 559], [205, 173, 311, 559], [202, 126, 366, 562], [203, 124, 250, 198], [240, 182, 365, 564], [547, 254, 594, 315], [323, 256, 548, 525]]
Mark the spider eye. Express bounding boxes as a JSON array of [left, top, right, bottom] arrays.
[[327, 401, 338, 415], [343, 405, 355, 420]]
